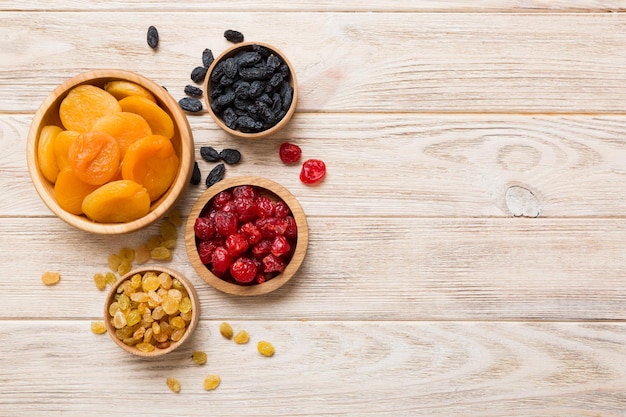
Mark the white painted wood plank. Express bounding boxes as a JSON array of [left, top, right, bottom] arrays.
[[2, 12, 626, 113], [2, 216, 625, 321], [1, 320, 625, 416]]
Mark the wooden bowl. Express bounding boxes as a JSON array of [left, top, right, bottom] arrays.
[[185, 176, 308, 296], [104, 266, 200, 358], [26, 70, 194, 234], [203, 42, 298, 139]]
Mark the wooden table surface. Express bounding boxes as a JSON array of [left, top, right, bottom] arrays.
[[3, 1, 626, 416]]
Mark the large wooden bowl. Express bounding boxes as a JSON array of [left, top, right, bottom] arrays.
[[185, 176, 308, 296], [26, 70, 194, 234], [204, 42, 298, 139], [104, 266, 200, 358]]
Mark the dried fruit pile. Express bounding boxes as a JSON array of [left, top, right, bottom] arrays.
[[194, 185, 297, 285], [38, 81, 179, 223]]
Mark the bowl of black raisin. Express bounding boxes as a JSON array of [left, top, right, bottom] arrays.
[[204, 42, 297, 139]]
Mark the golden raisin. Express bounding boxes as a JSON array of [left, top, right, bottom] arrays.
[[219, 322, 233, 339], [41, 271, 61, 286], [203, 374, 221, 391], [91, 321, 107, 335], [192, 351, 207, 365], [233, 330, 249, 344], [166, 377, 181, 393], [257, 340, 275, 357], [93, 272, 107, 290]]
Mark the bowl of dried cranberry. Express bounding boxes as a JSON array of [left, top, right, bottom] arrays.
[[185, 176, 308, 296], [203, 42, 297, 139]]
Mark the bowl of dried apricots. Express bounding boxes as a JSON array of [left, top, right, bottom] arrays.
[[26, 70, 194, 234]]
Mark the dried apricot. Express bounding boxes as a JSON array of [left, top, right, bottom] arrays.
[[91, 112, 152, 158], [119, 95, 174, 139], [59, 85, 121, 133], [54, 167, 100, 215], [38, 125, 63, 183], [121, 134, 179, 201], [68, 131, 121, 185], [82, 180, 150, 223], [104, 80, 156, 102], [54, 130, 80, 171]]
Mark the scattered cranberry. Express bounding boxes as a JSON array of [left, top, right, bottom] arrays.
[[300, 159, 326, 184], [230, 257, 258, 283], [279, 142, 302, 164]]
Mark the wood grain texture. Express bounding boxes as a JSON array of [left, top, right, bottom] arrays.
[[3, 12, 626, 113], [1, 320, 626, 416]]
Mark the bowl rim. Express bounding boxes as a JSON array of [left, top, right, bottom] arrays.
[[203, 42, 298, 139], [185, 176, 309, 296], [26, 69, 194, 235], [103, 266, 200, 358]]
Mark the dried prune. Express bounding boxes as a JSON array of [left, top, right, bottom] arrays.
[[202, 48, 214, 67], [147, 25, 159, 49], [184, 84, 203, 98], [179, 97, 203, 113], [200, 146, 221, 162], [220, 149, 241, 165], [206, 163, 226, 187], [191, 66, 208, 83], [190, 161, 201, 185], [224, 29, 244, 43]]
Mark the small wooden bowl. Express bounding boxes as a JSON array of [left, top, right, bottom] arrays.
[[104, 266, 200, 358], [26, 70, 195, 234], [185, 176, 308, 296], [204, 42, 298, 139]]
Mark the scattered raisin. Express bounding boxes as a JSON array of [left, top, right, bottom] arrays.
[[41, 271, 61, 286], [190, 161, 201, 185], [200, 146, 221, 162], [191, 66, 208, 83], [91, 321, 107, 335], [224, 29, 244, 43], [179, 97, 203, 113], [147, 25, 159, 49], [257, 340, 275, 357], [203, 374, 221, 391], [206, 163, 226, 187], [192, 351, 207, 365], [233, 330, 250, 344], [220, 148, 241, 165], [219, 322, 234, 339], [202, 48, 215, 67], [184, 84, 203, 98], [166, 377, 181, 393]]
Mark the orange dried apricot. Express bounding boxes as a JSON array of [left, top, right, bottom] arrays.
[[104, 80, 157, 103], [59, 85, 121, 133], [54, 130, 80, 171], [68, 131, 121, 185], [122, 134, 179, 201], [91, 112, 152, 158], [37, 125, 63, 183], [54, 167, 100, 215], [82, 180, 150, 223], [119, 96, 174, 139]]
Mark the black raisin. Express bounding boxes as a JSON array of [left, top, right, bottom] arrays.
[[191, 66, 208, 83], [252, 44, 271, 57], [223, 58, 238, 79], [236, 51, 262, 67], [224, 29, 244, 43], [178, 97, 203, 113], [210, 61, 225, 83], [184, 84, 203, 98], [236, 116, 263, 132], [266, 73, 284, 93], [190, 161, 201, 185], [280, 83, 294, 111], [219, 76, 235, 87], [239, 66, 270, 81], [211, 89, 235, 113], [266, 54, 282, 70], [147, 25, 159, 49], [206, 163, 226, 187], [223, 107, 238, 130], [220, 149, 241, 165], [200, 146, 221, 162], [234, 81, 251, 99], [249, 81, 265, 98], [202, 48, 214, 68]]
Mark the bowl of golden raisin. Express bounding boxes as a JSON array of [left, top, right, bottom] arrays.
[[104, 266, 200, 357], [26, 70, 194, 234]]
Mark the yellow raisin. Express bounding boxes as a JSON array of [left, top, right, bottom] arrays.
[[136, 342, 155, 353], [93, 272, 106, 290], [161, 239, 177, 249], [113, 311, 127, 329], [203, 374, 221, 391], [160, 220, 177, 241], [126, 309, 141, 327], [130, 273, 142, 289], [90, 321, 107, 335], [170, 316, 186, 329], [161, 296, 180, 315], [41, 271, 61, 286], [166, 377, 181, 393], [192, 351, 207, 365], [134, 245, 151, 264], [117, 261, 132, 276], [178, 297, 192, 314], [147, 235, 164, 250], [257, 340, 275, 357], [108, 253, 122, 272], [170, 328, 185, 342], [168, 209, 182, 227], [233, 330, 249, 344], [142, 271, 160, 292], [151, 246, 172, 261], [118, 247, 135, 263], [105, 272, 117, 286], [172, 279, 184, 291], [158, 272, 173, 289], [219, 322, 233, 339]]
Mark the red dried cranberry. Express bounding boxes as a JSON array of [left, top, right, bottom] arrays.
[[262, 254, 286, 273], [274, 201, 290, 218], [220, 200, 236, 213], [211, 246, 233, 274], [256, 273, 266, 284], [255, 196, 275, 219], [194, 217, 216, 240], [279, 142, 302, 164], [232, 185, 258, 200], [225, 233, 249, 257], [252, 239, 273, 259], [300, 159, 326, 184], [256, 217, 287, 238], [284, 215, 297, 240], [271, 235, 291, 257], [233, 197, 257, 222], [197, 240, 219, 264], [230, 257, 258, 283], [212, 190, 233, 210], [214, 211, 238, 237], [240, 222, 262, 245]]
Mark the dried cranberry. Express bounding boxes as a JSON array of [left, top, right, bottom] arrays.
[[252, 239, 273, 259], [194, 217, 216, 240], [279, 142, 302, 164], [256, 273, 266, 284], [225, 233, 249, 257], [230, 257, 258, 283], [197, 240, 219, 264], [233, 197, 256, 222], [214, 211, 238, 237], [211, 246, 233, 274], [300, 159, 326, 184], [255, 196, 275, 219], [240, 222, 262, 245], [212, 190, 233, 210], [284, 215, 297, 240], [271, 235, 291, 257], [256, 217, 287, 238], [274, 201, 290, 218], [233, 185, 258, 200], [263, 254, 286, 273]]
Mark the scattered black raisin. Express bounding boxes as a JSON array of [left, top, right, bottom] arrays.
[[224, 29, 244, 43], [179, 97, 203, 113], [184, 85, 203, 98], [202, 48, 214, 68], [206, 163, 226, 187], [200, 146, 221, 162], [147, 26, 159, 49], [220, 149, 241, 165], [190, 161, 201, 185], [191, 66, 208, 83]]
